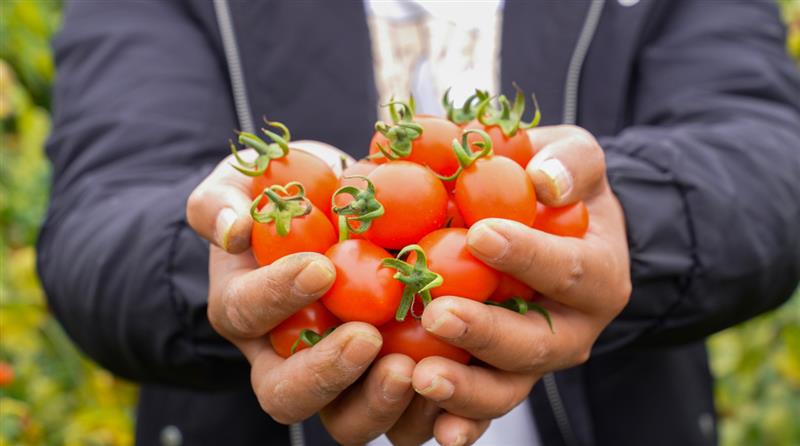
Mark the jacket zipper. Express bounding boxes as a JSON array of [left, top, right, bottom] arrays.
[[213, 0, 255, 134], [548, 1, 606, 446], [213, 2, 305, 446]]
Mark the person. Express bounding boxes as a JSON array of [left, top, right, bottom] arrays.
[[37, 1, 799, 445]]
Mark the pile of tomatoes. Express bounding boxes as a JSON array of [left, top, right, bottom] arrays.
[[230, 87, 589, 364]]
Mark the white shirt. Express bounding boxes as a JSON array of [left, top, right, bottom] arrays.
[[364, 2, 541, 445]]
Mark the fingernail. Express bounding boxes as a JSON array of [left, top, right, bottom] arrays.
[[415, 375, 455, 402], [381, 372, 412, 402], [215, 208, 238, 250], [425, 310, 466, 339], [342, 331, 382, 366], [447, 435, 467, 446], [294, 260, 335, 295], [467, 223, 509, 260], [535, 157, 573, 202]]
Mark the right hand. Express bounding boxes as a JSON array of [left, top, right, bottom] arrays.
[[187, 148, 446, 445]]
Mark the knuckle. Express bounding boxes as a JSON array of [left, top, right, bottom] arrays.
[[261, 273, 295, 308], [551, 247, 584, 296], [259, 377, 307, 425], [306, 349, 350, 399], [223, 283, 258, 336], [506, 238, 538, 278], [465, 310, 501, 354]]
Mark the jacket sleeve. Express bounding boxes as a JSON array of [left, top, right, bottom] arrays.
[[595, 0, 800, 353], [36, 0, 247, 387]]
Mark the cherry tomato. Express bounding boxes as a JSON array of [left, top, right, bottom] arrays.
[[379, 317, 471, 364], [445, 197, 466, 228], [269, 302, 340, 358], [370, 116, 461, 188], [253, 149, 338, 215], [465, 121, 535, 168], [533, 201, 589, 238], [454, 155, 537, 227], [322, 239, 404, 326], [251, 204, 337, 266], [490, 273, 536, 302], [415, 228, 500, 302], [0, 362, 14, 387], [363, 161, 448, 249]]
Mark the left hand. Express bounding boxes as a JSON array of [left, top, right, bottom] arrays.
[[415, 125, 632, 445]]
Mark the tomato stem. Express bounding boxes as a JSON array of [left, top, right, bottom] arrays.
[[382, 245, 443, 321], [229, 118, 291, 177], [370, 98, 424, 160], [476, 83, 541, 137], [331, 176, 385, 235], [436, 129, 494, 182], [289, 327, 336, 355], [250, 181, 313, 236], [442, 88, 490, 125]]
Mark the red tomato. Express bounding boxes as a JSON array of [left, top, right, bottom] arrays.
[[322, 239, 404, 326], [533, 201, 589, 238], [454, 156, 537, 227], [0, 362, 14, 387], [379, 317, 471, 364], [251, 204, 337, 266], [270, 302, 340, 358], [370, 116, 461, 188], [445, 197, 466, 228], [415, 228, 500, 302], [465, 121, 535, 168], [490, 274, 536, 302], [252, 149, 338, 215], [365, 161, 448, 249]]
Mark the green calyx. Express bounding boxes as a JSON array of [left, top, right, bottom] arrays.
[[476, 84, 541, 137], [436, 128, 494, 182], [442, 88, 490, 125], [290, 327, 336, 355], [370, 98, 424, 160], [486, 297, 555, 334], [250, 181, 312, 236], [331, 176, 385, 242], [230, 118, 292, 177], [382, 245, 443, 321]]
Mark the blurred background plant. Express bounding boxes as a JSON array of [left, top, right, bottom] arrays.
[[0, 0, 798, 445]]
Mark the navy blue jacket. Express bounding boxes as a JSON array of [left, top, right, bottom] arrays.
[[38, 1, 800, 445]]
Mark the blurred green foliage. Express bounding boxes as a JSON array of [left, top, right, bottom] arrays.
[[1, 1, 136, 446], [0, 1, 798, 445]]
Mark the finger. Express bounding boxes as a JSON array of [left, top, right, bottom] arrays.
[[320, 354, 415, 444], [467, 218, 626, 313], [525, 125, 605, 206], [421, 297, 593, 373], [386, 394, 441, 446], [186, 150, 257, 252], [251, 322, 382, 425], [434, 413, 491, 446], [208, 248, 336, 339], [412, 355, 536, 418]]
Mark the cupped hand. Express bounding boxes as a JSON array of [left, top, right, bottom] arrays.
[[413, 125, 631, 445], [186, 148, 421, 444]]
